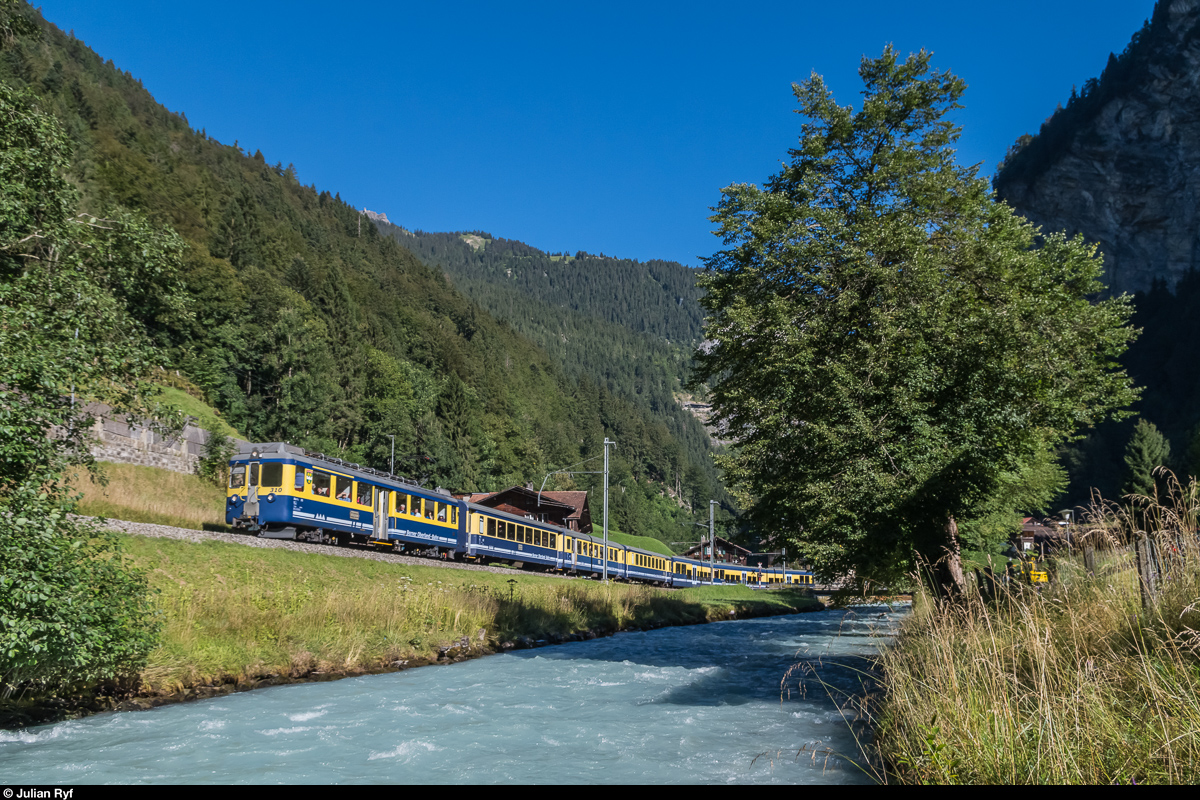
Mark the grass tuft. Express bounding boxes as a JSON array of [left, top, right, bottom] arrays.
[[874, 472, 1200, 784]]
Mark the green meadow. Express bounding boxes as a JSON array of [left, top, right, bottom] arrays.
[[120, 533, 820, 693]]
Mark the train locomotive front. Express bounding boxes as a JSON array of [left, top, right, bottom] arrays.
[[226, 442, 464, 555]]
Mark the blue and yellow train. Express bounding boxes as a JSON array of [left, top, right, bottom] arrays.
[[226, 442, 815, 589]]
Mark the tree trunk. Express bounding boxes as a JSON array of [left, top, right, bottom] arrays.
[[933, 513, 966, 599]]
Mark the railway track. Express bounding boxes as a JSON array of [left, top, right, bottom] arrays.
[[88, 516, 561, 578]]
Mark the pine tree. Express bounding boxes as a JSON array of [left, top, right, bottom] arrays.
[[1122, 418, 1172, 498]]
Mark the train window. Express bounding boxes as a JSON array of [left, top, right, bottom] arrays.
[[550, 533, 556, 549], [487, 518, 496, 537], [261, 463, 283, 487], [334, 477, 351, 501], [249, 462, 260, 487], [424, 500, 434, 520], [451, 507, 458, 525], [437, 504, 447, 523], [312, 471, 331, 497], [294, 468, 306, 491], [230, 465, 246, 489], [533, 530, 541, 547], [356, 484, 373, 507]]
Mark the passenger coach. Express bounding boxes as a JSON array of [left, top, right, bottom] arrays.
[[227, 442, 815, 587]]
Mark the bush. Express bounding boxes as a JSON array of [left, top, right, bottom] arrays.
[[197, 431, 235, 488], [0, 491, 159, 697]]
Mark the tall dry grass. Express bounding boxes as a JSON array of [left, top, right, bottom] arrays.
[[874, 471, 1200, 784], [68, 462, 227, 530]]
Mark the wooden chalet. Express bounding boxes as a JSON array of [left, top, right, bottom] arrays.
[[461, 486, 592, 533], [1016, 517, 1067, 555], [682, 536, 752, 565]]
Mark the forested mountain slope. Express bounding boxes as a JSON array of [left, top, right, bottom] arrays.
[[394, 229, 704, 343], [993, 0, 1200, 501], [372, 223, 725, 510], [1, 3, 722, 543]]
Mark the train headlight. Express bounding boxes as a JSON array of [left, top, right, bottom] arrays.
[[266, 493, 276, 503]]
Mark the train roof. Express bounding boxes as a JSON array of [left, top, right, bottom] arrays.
[[233, 441, 454, 499]]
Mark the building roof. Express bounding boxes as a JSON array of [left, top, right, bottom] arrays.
[[682, 535, 753, 564], [461, 485, 592, 532], [539, 491, 589, 523]]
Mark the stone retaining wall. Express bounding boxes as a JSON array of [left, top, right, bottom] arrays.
[[80, 402, 242, 475]]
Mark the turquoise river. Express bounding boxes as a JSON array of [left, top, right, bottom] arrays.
[[0, 605, 902, 784]]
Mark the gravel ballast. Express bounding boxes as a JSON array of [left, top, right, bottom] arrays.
[[91, 517, 541, 577]]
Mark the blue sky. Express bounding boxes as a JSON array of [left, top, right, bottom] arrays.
[[39, 1, 1157, 266]]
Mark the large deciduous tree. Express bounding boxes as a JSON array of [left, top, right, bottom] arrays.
[[693, 48, 1138, 595]]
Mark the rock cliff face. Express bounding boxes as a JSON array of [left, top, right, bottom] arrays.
[[995, 0, 1200, 297]]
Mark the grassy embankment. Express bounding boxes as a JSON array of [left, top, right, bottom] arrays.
[[69, 462, 229, 531], [68, 381, 241, 530], [127, 534, 820, 693], [63, 458, 818, 700], [874, 477, 1200, 784]]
